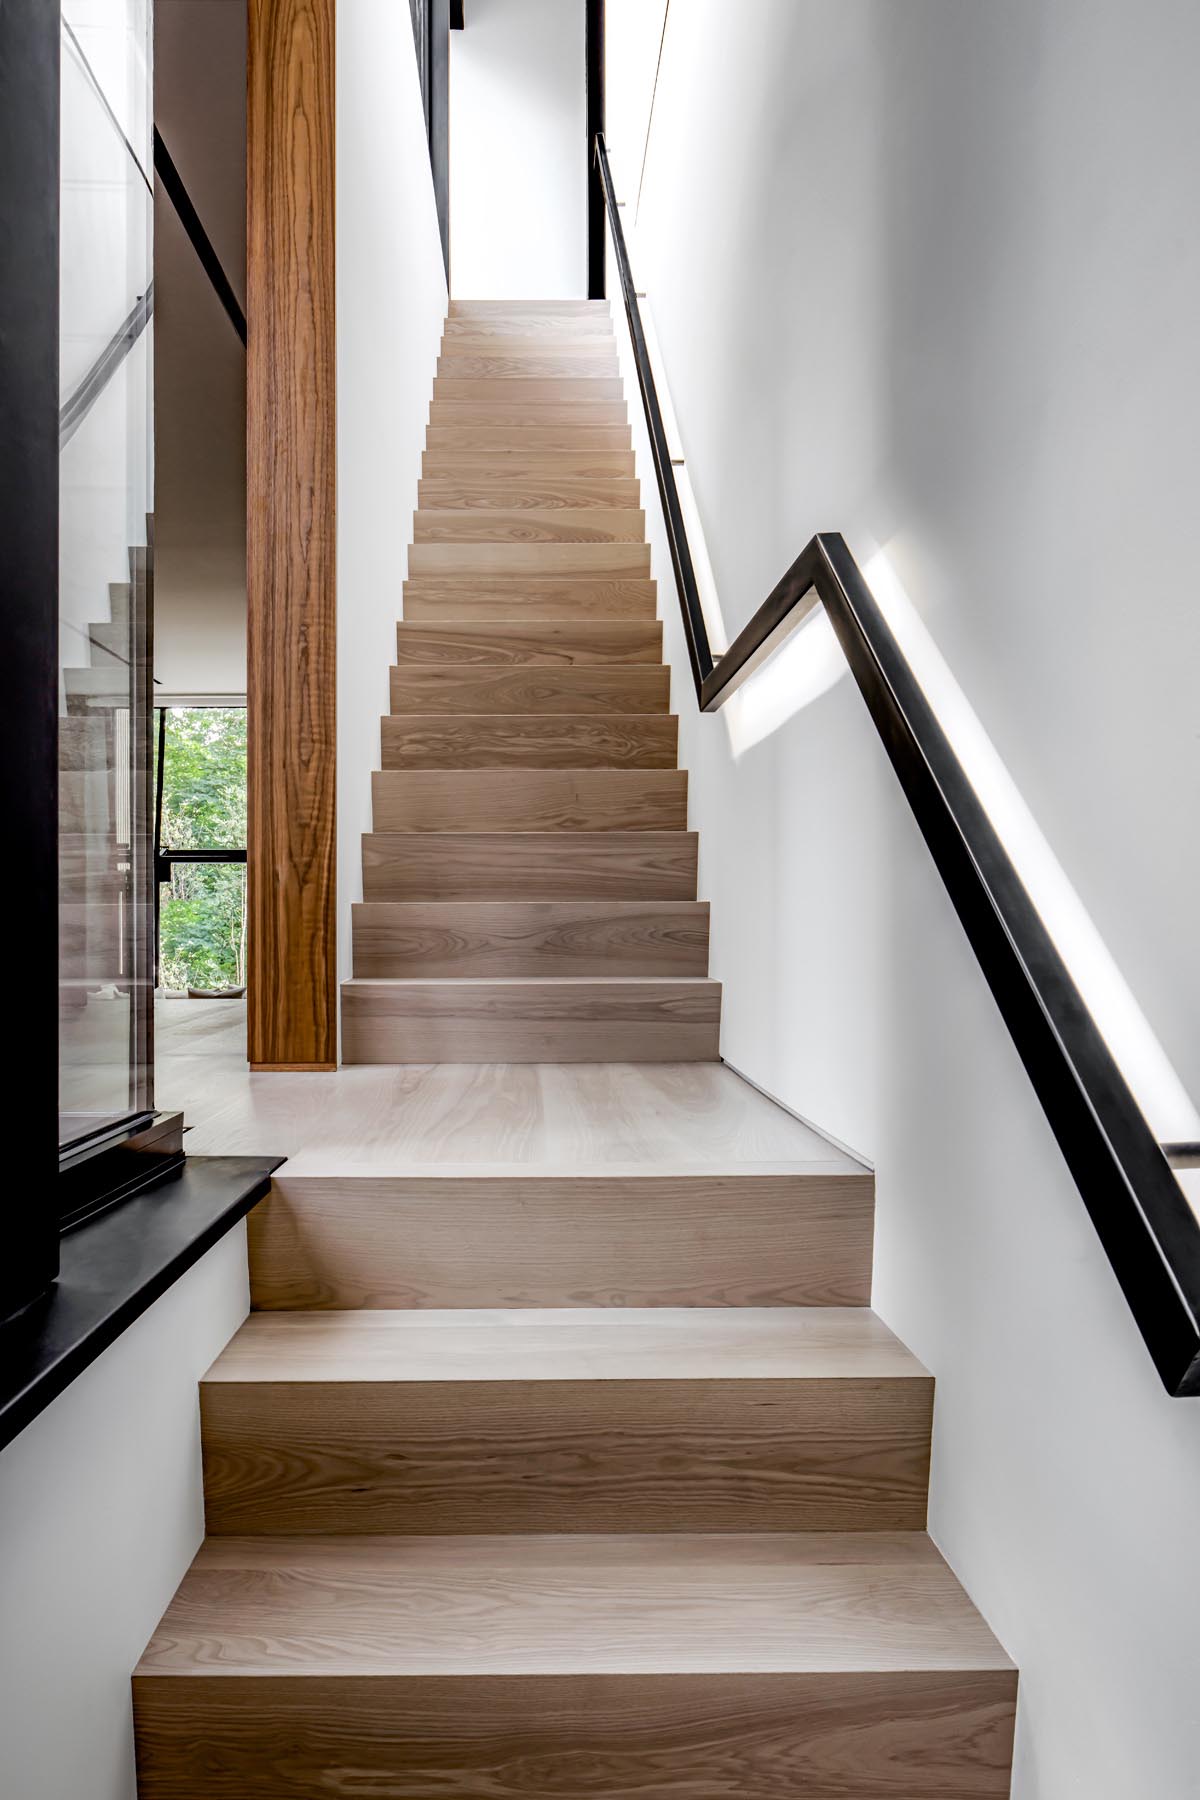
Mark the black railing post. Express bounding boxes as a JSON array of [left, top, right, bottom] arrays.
[[587, 0, 606, 299]]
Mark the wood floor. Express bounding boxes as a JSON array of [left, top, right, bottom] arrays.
[[134, 303, 1017, 1797]]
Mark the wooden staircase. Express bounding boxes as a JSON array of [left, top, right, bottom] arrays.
[[132, 302, 1017, 1796], [343, 299, 716, 1064]]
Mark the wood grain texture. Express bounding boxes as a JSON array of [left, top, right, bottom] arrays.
[[209, 1306, 922, 1384], [444, 312, 615, 335], [389, 664, 669, 714], [135, 1533, 1014, 1796], [139, 1532, 1007, 1672], [201, 1309, 930, 1532], [428, 403, 630, 428], [436, 354, 620, 378], [246, 0, 336, 1069], [339, 977, 722, 1064], [134, 1668, 1017, 1798], [421, 449, 638, 477], [443, 313, 615, 335], [380, 714, 678, 769], [417, 477, 640, 509], [250, 1167, 869, 1308], [413, 508, 647, 544], [348, 899, 706, 978], [361, 832, 698, 901], [401, 575, 656, 617], [394, 621, 662, 665], [350, 901, 710, 979], [408, 542, 651, 577], [426, 425, 633, 450], [434, 380, 625, 404], [164, 1032, 866, 1171], [370, 770, 688, 833]]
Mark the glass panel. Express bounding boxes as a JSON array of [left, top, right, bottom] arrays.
[[157, 707, 248, 997], [58, 0, 155, 1150]]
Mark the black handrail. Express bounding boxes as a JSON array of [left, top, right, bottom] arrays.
[[594, 132, 1200, 1397], [59, 285, 154, 448]]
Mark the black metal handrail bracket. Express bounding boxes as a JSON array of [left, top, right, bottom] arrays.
[[594, 132, 1200, 1396]]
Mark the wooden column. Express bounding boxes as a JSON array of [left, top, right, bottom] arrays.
[[246, 0, 337, 1069]]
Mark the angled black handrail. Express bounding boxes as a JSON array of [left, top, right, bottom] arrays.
[[59, 284, 154, 448], [153, 129, 247, 345], [58, 120, 246, 448], [595, 131, 1200, 1397]]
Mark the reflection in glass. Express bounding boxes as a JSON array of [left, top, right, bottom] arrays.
[[57, 2, 155, 1148]]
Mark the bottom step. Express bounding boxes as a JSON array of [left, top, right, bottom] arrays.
[[341, 976, 722, 1062], [134, 1533, 1016, 1798]]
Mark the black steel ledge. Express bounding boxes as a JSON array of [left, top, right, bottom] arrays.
[[595, 131, 1200, 1396], [0, 1154, 282, 1453]]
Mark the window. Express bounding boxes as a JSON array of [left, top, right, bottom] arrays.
[[155, 706, 248, 996]]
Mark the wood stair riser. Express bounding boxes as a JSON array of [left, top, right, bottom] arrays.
[[340, 978, 722, 1063], [133, 1666, 1016, 1799], [361, 833, 698, 902], [380, 715, 678, 769], [394, 622, 663, 665], [434, 380, 625, 404], [249, 1170, 873, 1309], [413, 509, 646, 545], [200, 1377, 932, 1534], [408, 543, 651, 577], [350, 901, 709, 978], [401, 575, 656, 617], [443, 313, 616, 335], [371, 771, 688, 833], [421, 451, 638, 477], [435, 355, 621, 379], [428, 416, 630, 439], [389, 666, 669, 713], [416, 477, 640, 508], [426, 425, 633, 450]]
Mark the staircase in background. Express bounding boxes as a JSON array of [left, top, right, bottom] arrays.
[[131, 302, 1017, 1797]]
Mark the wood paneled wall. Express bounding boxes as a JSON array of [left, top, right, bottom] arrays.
[[246, 0, 337, 1070]]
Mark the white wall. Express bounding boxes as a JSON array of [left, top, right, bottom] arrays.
[[154, 0, 249, 700], [0, 1228, 249, 1800], [450, 0, 585, 298], [337, 0, 449, 1015], [608, 3, 1200, 1796]]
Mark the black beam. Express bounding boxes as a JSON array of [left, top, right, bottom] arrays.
[[0, 0, 61, 1322], [153, 128, 247, 344], [587, 0, 606, 298], [450, 0, 465, 28]]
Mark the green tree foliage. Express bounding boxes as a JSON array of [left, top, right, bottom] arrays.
[[158, 708, 247, 992]]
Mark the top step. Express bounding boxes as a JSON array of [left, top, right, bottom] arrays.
[[450, 299, 611, 314]]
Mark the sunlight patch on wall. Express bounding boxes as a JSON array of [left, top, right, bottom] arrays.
[[724, 608, 848, 756], [864, 544, 1200, 1145]]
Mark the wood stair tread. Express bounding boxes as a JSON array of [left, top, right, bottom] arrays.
[[204, 1306, 926, 1385], [136, 1531, 1010, 1677]]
